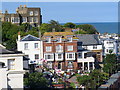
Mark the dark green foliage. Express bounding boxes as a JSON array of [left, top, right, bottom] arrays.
[[103, 54, 117, 74], [39, 23, 51, 35], [76, 24, 98, 34], [1, 20, 98, 50], [77, 69, 109, 88], [24, 72, 48, 88], [63, 22, 76, 28], [48, 20, 64, 32], [1, 22, 39, 50]]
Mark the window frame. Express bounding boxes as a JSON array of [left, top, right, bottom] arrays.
[[24, 43, 28, 50], [66, 53, 75, 60], [34, 43, 38, 49], [46, 46, 52, 52], [29, 11, 33, 16], [67, 45, 73, 51], [8, 59, 15, 70], [35, 54, 39, 60]]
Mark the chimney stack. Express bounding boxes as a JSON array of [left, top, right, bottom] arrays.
[[18, 32, 21, 41]]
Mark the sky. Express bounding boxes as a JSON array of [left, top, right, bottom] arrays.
[[1, 2, 118, 23]]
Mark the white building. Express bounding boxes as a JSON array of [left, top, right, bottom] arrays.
[[76, 34, 103, 62], [17, 34, 43, 65], [100, 38, 118, 56], [77, 50, 95, 72], [0, 44, 25, 89]]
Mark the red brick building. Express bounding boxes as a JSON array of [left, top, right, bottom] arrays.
[[42, 32, 79, 71]]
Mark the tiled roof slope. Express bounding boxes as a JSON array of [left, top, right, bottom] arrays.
[[0, 44, 22, 54], [43, 32, 74, 36], [76, 34, 101, 45], [21, 34, 40, 41]]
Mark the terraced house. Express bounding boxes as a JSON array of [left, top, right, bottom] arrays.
[[42, 32, 95, 72]]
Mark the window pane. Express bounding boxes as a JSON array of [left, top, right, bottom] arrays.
[[29, 11, 33, 16], [34, 43, 38, 48], [67, 46, 73, 51], [58, 54, 62, 59], [8, 59, 15, 70], [35, 54, 39, 59], [23, 17, 27, 22], [46, 46, 52, 52], [69, 54, 73, 58], [33, 17, 38, 23], [24, 43, 28, 50], [78, 53, 82, 58], [29, 17, 33, 22], [34, 11, 38, 16]]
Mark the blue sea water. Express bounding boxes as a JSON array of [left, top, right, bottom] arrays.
[[61, 22, 119, 34]]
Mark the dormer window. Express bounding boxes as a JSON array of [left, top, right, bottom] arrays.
[[67, 37, 72, 42], [56, 37, 61, 42], [46, 37, 51, 43]]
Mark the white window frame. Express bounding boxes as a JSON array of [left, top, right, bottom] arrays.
[[34, 43, 38, 49], [56, 45, 63, 52], [67, 45, 73, 51], [44, 53, 54, 61], [14, 17, 20, 23], [22, 17, 27, 23], [24, 43, 28, 50], [67, 37, 72, 42], [8, 59, 15, 70], [55, 53, 63, 60], [66, 53, 75, 60], [29, 11, 33, 16], [11, 17, 14, 23], [46, 46, 52, 52], [6, 17, 9, 22]]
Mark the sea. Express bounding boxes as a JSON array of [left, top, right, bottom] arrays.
[[61, 22, 119, 34]]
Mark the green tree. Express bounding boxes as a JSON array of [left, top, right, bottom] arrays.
[[63, 22, 76, 28], [77, 70, 109, 89], [49, 20, 64, 32], [2, 22, 19, 50], [77, 75, 93, 89], [90, 69, 109, 87], [103, 54, 117, 75], [24, 72, 49, 88], [39, 23, 51, 35], [76, 24, 98, 34], [74, 30, 87, 34], [19, 23, 31, 32]]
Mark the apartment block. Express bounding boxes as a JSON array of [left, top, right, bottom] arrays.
[[0, 5, 42, 27]]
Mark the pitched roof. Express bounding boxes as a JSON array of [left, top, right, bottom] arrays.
[[21, 34, 40, 41], [43, 32, 74, 36], [0, 44, 22, 54], [76, 34, 101, 45]]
